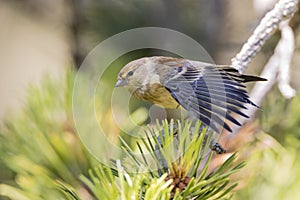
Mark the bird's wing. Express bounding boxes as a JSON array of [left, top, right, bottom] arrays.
[[163, 61, 252, 133]]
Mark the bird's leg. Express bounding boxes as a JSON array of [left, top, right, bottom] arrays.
[[196, 121, 226, 154]]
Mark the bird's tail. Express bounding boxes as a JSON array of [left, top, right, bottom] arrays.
[[240, 74, 267, 83], [220, 66, 267, 83]]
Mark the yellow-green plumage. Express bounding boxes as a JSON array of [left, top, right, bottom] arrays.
[[132, 83, 180, 109]]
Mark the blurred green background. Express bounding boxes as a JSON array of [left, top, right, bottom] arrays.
[[0, 0, 300, 199]]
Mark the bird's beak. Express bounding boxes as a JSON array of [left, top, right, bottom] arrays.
[[115, 79, 128, 87]]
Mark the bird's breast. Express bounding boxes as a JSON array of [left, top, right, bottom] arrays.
[[132, 83, 179, 109]]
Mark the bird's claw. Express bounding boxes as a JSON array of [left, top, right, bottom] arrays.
[[210, 140, 226, 154]]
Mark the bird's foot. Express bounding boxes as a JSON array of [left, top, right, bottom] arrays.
[[210, 140, 226, 154]]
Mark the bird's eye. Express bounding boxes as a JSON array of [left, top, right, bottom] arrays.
[[128, 71, 134, 76]]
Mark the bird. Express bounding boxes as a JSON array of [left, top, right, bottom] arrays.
[[115, 56, 266, 133]]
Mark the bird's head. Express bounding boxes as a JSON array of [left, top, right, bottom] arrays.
[[115, 57, 158, 92]]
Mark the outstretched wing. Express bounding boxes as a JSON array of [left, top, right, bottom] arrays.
[[163, 61, 255, 133]]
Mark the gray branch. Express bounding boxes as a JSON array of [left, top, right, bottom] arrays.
[[231, 0, 298, 74]]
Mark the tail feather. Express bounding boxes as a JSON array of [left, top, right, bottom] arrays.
[[241, 75, 267, 83], [221, 66, 267, 83]]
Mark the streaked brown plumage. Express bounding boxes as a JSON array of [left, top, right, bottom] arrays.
[[116, 56, 266, 133]]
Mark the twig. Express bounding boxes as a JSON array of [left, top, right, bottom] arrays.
[[231, 0, 298, 73], [277, 20, 296, 99]]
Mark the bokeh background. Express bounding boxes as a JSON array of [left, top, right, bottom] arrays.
[[0, 0, 300, 199]]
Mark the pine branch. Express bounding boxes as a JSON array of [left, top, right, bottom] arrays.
[[77, 120, 244, 200]]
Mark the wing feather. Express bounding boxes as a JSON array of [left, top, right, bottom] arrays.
[[163, 61, 254, 133]]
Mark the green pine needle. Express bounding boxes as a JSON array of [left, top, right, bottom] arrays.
[[78, 119, 243, 200]]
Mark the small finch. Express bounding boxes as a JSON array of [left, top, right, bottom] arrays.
[[116, 56, 266, 133]]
